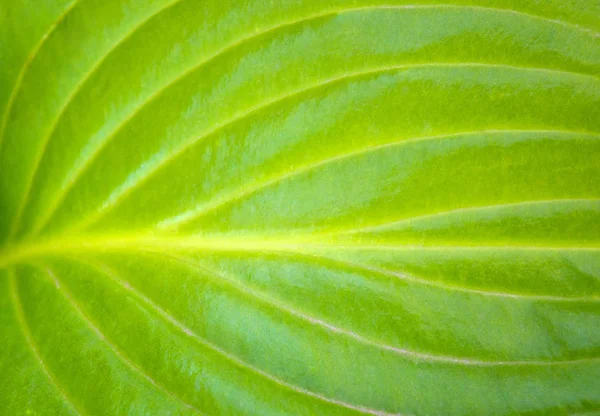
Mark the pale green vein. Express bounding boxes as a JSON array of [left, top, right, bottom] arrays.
[[29, 3, 600, 237], [8, 0, 185, 242], [61, 64, 599, 236], [318, 198, 600, 237], [83, 259, 399, 416], [155, 129, 599, 231], [42, 266, 205, 415], [152, 251, 600, 364], [0, 0, 79, 153], [469, 5, 598, 36], [283, 250, 600, 302], [1, 235, 598, 270], [8, 270, 82, 415]]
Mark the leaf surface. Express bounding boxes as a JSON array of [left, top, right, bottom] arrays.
[[0, 1, 599, 415]]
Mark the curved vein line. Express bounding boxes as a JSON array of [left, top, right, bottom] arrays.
[[34, 1, 600, 236], [318, 198, 600, 237], [290, 250, 600, 302], [155, 129, 598, 230], [42, 266, 205, 415], [0, 0, 79, 153], [65, 61, 599, 236], [8, 270, 82, 415], [471, 6, 598, 35], [84, 259, 401, 416], [154, 251, 600, 365], [9, 0, 185, 242]]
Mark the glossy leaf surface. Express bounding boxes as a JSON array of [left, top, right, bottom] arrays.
[[1, 1, 599, 415]]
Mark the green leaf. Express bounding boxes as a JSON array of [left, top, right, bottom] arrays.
[[1, 0, 599, 414]]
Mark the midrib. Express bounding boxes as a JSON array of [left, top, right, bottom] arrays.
[[0, 233, 598, 269]]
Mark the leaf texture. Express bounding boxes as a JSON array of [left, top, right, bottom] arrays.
[[0, 0, 599, 415]]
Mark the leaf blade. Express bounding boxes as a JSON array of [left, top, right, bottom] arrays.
[[1, 1, 599, 415]]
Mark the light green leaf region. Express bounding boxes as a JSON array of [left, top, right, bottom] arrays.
[[0, 0, 599, 414]]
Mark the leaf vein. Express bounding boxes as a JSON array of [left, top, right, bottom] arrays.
[[283, 250, 600, 302], [66, 64, 600, 235], [0, 0, 79, 154], [319, 198, 600, 237], [8, 270, 83, 415], [84, 259, 401, 416], [43, 266, 206, 415], [1, 236, 599, 270], [32, 3, 600, 235], [155, 129, 599, 231], [11, 0, 185, 241], [156, 252, 600, 364]]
